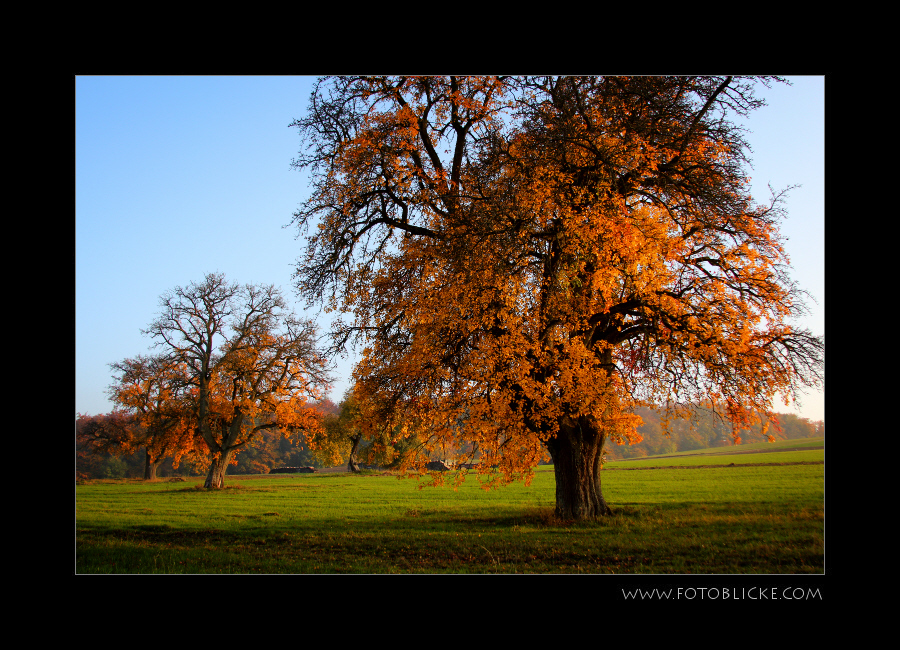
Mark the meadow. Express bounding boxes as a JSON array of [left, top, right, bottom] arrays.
[[75, 438, 824, 574]]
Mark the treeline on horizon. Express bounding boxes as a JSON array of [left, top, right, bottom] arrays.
[[605, 405, 822, 461], [75, 400, 823, 480]]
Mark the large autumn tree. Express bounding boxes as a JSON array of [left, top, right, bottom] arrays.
[[144, 272, 332, 488], [289, 76, 824, 519]]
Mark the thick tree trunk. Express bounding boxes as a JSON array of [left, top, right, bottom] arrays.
[[144, 450, 158, 481], [347, 433, 362, 473], [546, 415, 612, 520], [204, 449, 234, 488], [203, 416, 243, 488]]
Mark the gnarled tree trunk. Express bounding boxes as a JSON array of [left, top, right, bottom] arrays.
[[347, 433, 362, 473], [201, 412, 243, 488], [546, 415, 612, 519], [144, 450, 159, 480], [204, 449, 235, 489]]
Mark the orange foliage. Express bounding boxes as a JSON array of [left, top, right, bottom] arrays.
[[107, 354, 205, 472]]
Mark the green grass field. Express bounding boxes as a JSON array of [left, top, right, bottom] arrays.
[[75, 438, 824, 574]]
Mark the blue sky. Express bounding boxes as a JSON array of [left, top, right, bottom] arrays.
[[75, 75, 824, 421]]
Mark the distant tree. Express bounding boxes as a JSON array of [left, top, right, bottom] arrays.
[[143, 273, 332, 488], [290, 76, 824, 519], [604, 403, 823, 458], [76, 411, 141, 476], [314, 398, 341, 418], [101, 455, 129, 479], [775, 413, 820, 440], [303, 391, 364, 471], [231, 425, 282, 474]]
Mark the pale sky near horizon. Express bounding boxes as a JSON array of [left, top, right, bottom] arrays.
[[75, 75, 825, 422]]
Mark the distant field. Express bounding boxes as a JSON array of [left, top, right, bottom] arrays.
[[75, 439, 824, 574], [608, 436, 824, 468]]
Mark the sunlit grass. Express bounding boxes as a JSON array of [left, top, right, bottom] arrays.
[[76, 445, 824, 574]]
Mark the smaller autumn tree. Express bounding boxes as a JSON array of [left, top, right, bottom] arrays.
[[144, 273, 332, 488], [106, 354, 204, 479]]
